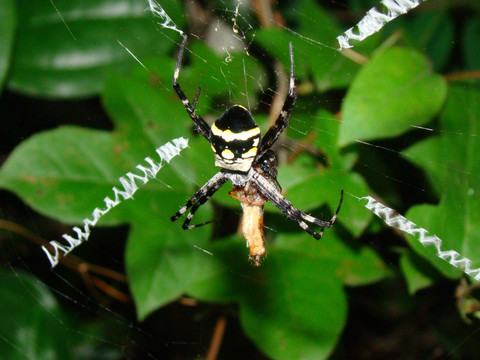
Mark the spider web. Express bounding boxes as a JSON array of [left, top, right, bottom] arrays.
[[1, 0, 480, 359]]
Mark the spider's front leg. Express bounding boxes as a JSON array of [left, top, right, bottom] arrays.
[[172, 35, 211, 141], [171, 172, 228, 229], [257, 42, 297, 158]]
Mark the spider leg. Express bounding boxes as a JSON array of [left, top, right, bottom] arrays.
[[192, 87, 202, 109], [173, 35, 211, 141], [301, 189, 343, 228], [171, 172, 228, 229], [251, 171, 343, 240], [257, 42, 297, 158], [181, 176, 229, 230]]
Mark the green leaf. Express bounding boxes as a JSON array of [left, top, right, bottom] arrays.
[[0, 126, 127, 223], [239, 255, 345, 360], [8, 0, 183, 98], [273, 109, 372, 237], [273, 233, 390, 286], [0, 270, 72, 359], [339, 47, 447, 146], [126, 196, 212, 319], [403, 86, 480, 279], [0, 0, 16, 92], [0, 125, 185, 225]]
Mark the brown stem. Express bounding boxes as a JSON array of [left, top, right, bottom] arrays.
[[0, 219, 129, 302], [444, 71, 480, 82], [206, 315, 227, 360]]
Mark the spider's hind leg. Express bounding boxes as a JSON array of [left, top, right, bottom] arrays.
[[301, 189, 344, 230], [251, 171, 343, 241]]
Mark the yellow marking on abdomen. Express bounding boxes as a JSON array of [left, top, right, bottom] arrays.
[[241, 147, 258, 158], [221, 148, 235, 159], [211, 123, 260, 142]]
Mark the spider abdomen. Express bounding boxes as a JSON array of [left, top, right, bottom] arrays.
[[210, 105, 261, 172]]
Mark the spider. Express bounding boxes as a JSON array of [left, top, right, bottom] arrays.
[[171, 35, 343, 265]]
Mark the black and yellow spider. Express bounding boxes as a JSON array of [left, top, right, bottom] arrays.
[[171, 35, 343, 265]]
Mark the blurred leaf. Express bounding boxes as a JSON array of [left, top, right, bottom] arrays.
[[8, 0, 182, 98], [314, 110, 347, 168], [0, 0, 16, 92], [185, 42, 264, 109], [409, 12, 454, 71], [403, 86, 480, 279], [0, 270, 72, 359], [463, 17, 480, 70], [73, 316, 124, 360], [399, 252, 436, 295], [339, 47, 447, 146], [255, 0, 363, 91], [388, 11, 454, 71]]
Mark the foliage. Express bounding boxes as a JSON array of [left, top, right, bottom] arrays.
[[0, 0, 479, 359]]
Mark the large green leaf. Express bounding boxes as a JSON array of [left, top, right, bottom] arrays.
[[186, 236, 345, 360], [183, 232, 388, 360], [0, 126, 132, 224], [403, 86, 480, 279], [0, 270, 72, 359], [339, 47, 447, 146], [0, 52, 214, 340], [0, 0, 16, 92], [8, 0, 182, 98]]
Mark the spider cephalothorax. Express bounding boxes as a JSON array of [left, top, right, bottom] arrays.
[[171, 35, 343, 265]]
